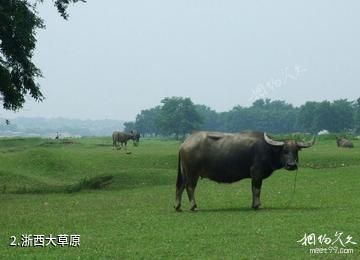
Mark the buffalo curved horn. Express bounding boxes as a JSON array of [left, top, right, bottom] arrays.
[[297, 135, 316, 148], [264, 133, 284, 146]]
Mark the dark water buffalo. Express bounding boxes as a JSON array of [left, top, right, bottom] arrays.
[[336, 137, 354, 148], [175, 131, 315, 211], [112, 131, 135, 150], [132, 130, 141, 145]]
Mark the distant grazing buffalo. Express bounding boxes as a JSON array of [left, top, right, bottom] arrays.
[[175, 131, 315, 211], [336, 137, 354, 148], [112, 131, 135, 150]]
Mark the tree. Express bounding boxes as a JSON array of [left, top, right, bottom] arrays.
[[331, 99, 354, 132], [39, 0, 86, 20], [156, 97, 202, 139], [195, 105, 219, 131], [313, 101, 335, 132], [123, 121, 135, 133], [354, 98, 360, 133], [135, 106, 161, 137], [250, 99, 297, 133], [225, 105, 256, 132], [222, 99, 297, 134], [0, 0, 85, 111], [296, 102, 318, 132]]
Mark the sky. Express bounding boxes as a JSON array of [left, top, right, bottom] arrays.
[[2, 1, 360, 121]]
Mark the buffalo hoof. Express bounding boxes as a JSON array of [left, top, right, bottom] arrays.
[[190, 204, 198, 212], [175, 205, 182, 212], [252, 204, 261, 210]]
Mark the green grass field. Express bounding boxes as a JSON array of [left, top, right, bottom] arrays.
[[0, 137, 359, 259]]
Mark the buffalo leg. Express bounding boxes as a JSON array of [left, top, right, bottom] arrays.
[[251, 178, 263, 209], [186, 176, 199, 211], [175, 180, 185, 212], [175, 166, 186, 212]]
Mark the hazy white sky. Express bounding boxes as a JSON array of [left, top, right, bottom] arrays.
[[2, 1, 360, 120]]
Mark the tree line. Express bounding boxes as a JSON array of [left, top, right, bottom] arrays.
[[124, 97, 360, 138]]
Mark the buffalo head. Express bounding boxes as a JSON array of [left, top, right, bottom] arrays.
[[264, 133, 315, 171]]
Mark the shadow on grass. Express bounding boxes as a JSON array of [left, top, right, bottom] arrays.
[[196, 206, 323, 213], [65, 175, 114, 193], [37, 140, 79, 146], [198, 207, 254, 213], [94, 143, 112, 147], [7, 175, 114, 194], [0, 147, 27, 153]]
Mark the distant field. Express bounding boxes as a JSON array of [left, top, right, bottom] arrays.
[[0, 137, 359, 259]]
